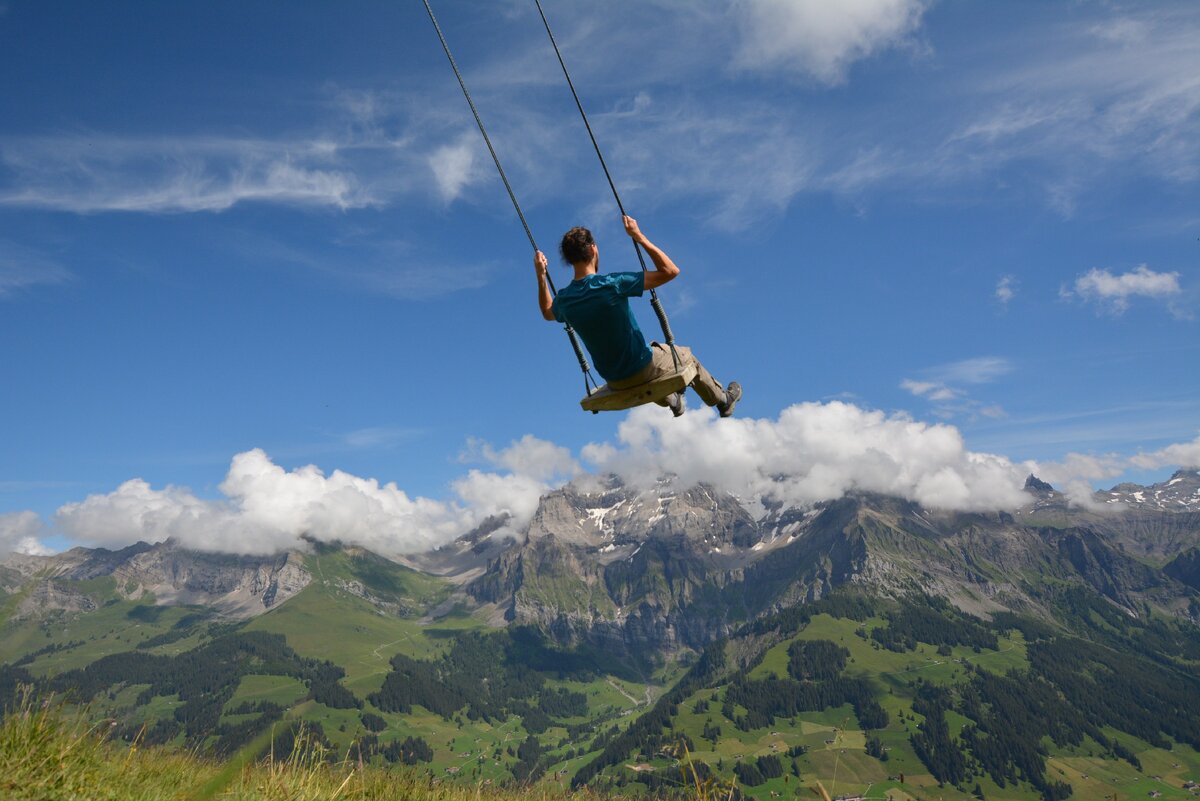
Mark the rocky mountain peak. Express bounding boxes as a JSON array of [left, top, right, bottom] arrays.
[[1024, 474, 1055, 494], [1098, 469, 1200, 512], [524, 479, 757, 551]]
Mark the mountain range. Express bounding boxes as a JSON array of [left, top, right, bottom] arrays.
[[3, 468, 1200, 800]]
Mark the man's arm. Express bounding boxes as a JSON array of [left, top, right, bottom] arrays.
[[535, 251, 555, 321], [624, 215, 679, 291]]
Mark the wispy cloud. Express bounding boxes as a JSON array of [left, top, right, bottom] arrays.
[[935, 7, 1200, 211], [901, 379, 959, 402], [341, 426, 423, 449], [2, 4, 1197, 231], [928, 356, 1013, 385], [0, 136, 373, 213], [222, 230, 493, 301], [995, 275, 1016, 307], [0, 240, 72, 298], [901, 356, 1012, 419]]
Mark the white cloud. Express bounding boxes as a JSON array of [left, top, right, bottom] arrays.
[[0, 240, 72, 298], [940, 7, 1200, 209], [732, 0, 931, 84], [900, 379, 958, 402], [55, 444, 566, 556], [583, 401, 1031, 512], [1089, 17, 1151, 47], [428, 133, 483, 204], [901, 357, 1011, 420], [0, 511, 53, 556], [1029, 452, 1127, 510], [462, 434, 580, 483], [0, 136, 371, 213], [1130, 434, 1200, 470], [995, 275, 1016, 306], [36, 413, 1200, 556], [341, 426, 421, 449], [1065, 264, 1183, 315], [928, 356, 1013, 385]]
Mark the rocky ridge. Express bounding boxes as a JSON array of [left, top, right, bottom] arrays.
[[466, 473, 1200, 652], [1100, 468, 1200, 511], [2, 539, 310, 618], [5, 470, 1200, 650]]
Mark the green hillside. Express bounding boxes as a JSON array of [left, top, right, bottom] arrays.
[[569, 591, 1200, 801], [0, 548, 667, 789], [5, 541, 1200, 801]]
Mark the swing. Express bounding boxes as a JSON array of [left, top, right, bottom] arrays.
[[423, 0, 690, 414]]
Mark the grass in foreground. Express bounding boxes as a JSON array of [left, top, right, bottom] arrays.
[[0, 695, 748, 801], [0, 695, 591, 801]]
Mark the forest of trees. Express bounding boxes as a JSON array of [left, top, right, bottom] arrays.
[[723, 639, 888, 732], [30, 631, 354, 752], [871, 595, 998, 652]]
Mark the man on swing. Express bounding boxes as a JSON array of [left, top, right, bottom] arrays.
[[534, 215, 741, 418]]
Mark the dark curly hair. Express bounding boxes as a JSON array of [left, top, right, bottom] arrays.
[[559, 226, 595, 266]]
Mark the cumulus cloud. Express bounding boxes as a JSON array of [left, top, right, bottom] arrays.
[[732, 0, 931, 84], [583, 401, 1031, 512], [1028, 452, 1128, 511], [1130, 433, 1200, 470], [55, 442, 567, 556], [0, 511, 53, 556], [40, 410, 1200, 558], [1064, 264, 1183, 315], [462, 434, 580, 483]]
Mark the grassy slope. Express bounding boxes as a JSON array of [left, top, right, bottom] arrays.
[[647, 613, 1200, 801], [0, 576, 221, 677], [12, 555, 1199, 799], [0, 696, 593, 801], [0, 552, 672, 788]]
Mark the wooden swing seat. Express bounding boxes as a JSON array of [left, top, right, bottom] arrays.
[[580, 360, 697, 413]]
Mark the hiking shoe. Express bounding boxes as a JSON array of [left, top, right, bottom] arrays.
[[719, 382, 742, 418], [667, 391, 686, 418]]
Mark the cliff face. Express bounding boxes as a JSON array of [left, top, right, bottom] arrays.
[[468, 478, 1200, 652], [468, 481, 757, 654], [3, 540, 311, 618]]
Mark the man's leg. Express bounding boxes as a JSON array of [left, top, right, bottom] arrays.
[[671, 345, 727, 408], [645, 343, 682, 407], [609, 343, 729, 413]]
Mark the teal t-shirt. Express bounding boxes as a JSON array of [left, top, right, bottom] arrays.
[[552, 272, 652, 382]]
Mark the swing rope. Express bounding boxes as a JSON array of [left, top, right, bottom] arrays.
[[421, 0, 599, 396], [532, 0, 683, 370]]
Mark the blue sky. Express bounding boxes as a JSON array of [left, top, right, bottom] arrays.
[[1, 1, 1198, 555]]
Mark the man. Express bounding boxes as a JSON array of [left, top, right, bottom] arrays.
[[534, 215, 741, 417]]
